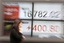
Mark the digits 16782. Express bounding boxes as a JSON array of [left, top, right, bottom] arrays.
[[24, 10, 60, 18]]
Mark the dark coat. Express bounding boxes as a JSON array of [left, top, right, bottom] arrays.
[[10, 28, 23, 43]]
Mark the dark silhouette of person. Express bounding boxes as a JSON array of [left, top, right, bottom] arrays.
[[10, 19, 25, 43]]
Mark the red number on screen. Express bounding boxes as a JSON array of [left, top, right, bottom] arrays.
[[27, 25, 60, 32], [50, 25, 60, 32], [33, 25, 47, 32]]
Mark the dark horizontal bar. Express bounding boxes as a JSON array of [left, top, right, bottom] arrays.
[[33, 19, 64, 21]]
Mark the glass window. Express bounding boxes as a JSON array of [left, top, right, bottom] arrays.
[[33, 21, 63, 38], [33, 3, 64, 38], [3, 2, 32, 19], [3, 20, 13, 35], [3, 2, 32, 36], [3, 2, 64, 38], [34, 3, 63, 20], [22, 20, 31, 36]]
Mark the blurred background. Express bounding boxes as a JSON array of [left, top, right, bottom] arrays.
[[0, 0, 64, 43]]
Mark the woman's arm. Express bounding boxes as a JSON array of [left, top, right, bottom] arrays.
[[22, 35, 26, 39]]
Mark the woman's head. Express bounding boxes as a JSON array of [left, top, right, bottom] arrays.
[[13, 19, 22, 32]]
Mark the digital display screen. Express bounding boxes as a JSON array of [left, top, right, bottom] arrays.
[[33, 21, 64, 38], [3, 2, 32, 19], [22, 20, 31, 36], [3, 2, 64, 38], [34, 3, 63, 20]]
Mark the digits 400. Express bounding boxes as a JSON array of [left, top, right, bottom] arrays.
[[28, 25, 60, 32]]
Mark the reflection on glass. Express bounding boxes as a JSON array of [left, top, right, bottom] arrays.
[[4, 22, 13, 35]]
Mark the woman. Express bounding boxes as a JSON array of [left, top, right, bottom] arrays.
[[10, 19, 25, 43]]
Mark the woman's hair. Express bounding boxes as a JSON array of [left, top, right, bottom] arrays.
[[13, 19, 22, 32], [14, 19, 22, 24]]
